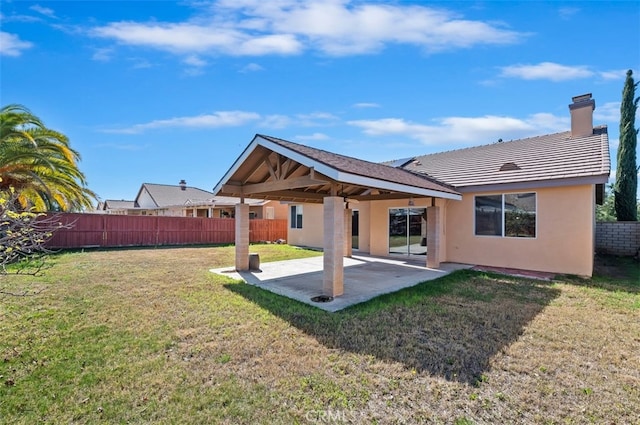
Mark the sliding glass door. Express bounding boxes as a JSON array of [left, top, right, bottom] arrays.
[[388, 208, 427, 256]]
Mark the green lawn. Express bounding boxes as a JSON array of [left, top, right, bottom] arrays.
[[1, 246, 638, 424]]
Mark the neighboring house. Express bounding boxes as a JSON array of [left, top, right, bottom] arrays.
[[98, 199, 136, 215], [214, 93, 610, 295], [99, 181, 287, 219]]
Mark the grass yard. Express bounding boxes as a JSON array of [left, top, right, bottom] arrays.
[[1, 245, 638, 424]]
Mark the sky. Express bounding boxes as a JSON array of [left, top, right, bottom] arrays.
[[1, 0, 639, 204]]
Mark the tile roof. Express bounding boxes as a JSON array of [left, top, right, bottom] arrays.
[[139, 184, 267, 208], [104, 200, 135, 209], [402, 126, 610, 189], [258, 134, 460, 195]]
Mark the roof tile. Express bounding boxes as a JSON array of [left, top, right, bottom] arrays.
[[258, 134, 460, 195], [403, 126, 610, 188]]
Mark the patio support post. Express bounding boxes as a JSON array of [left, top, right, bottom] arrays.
[[323, 196, 344, 297], [344, 207, 352, 257], [426, 206, 441, 268], [235, 203, 250, 271]]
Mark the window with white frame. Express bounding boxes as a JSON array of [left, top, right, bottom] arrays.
[[475, 193, 536, 238], [290, 205, 303, 229]]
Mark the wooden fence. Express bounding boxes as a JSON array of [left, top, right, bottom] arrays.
[[44, 213, 288, 249]]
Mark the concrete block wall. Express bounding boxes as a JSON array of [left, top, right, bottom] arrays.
[[595, 221, 640, 256]]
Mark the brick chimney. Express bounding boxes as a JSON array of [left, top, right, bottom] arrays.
[[568, 93, 595, 138], [179, 179, 187, 191]]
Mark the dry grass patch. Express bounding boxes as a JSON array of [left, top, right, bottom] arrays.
[[1, 246, 638, 424]]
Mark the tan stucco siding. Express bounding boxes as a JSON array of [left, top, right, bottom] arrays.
[[354, 201, 371, 253], [287, 203, 324, 247], [444, 185, 595, 276], [269, 201, 289, 220]]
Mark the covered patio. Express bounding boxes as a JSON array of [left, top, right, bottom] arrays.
[[211, 254, 472, 312], [212, 134, 462, 300]]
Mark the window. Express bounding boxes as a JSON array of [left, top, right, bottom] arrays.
[[475, 193, 536, 238], [290, 205, 303, 229]]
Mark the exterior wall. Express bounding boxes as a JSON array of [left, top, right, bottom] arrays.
[[445, 185, 595, 276], [287, 201, 371, 252], [269, 201, 289, 220], [136, 188, 156, 208], [354, 201, 371, 253], [247, 201, 287, 219], [595, 222, 640, 256], [287, 203, 325, 248]]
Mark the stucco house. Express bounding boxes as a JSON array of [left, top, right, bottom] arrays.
[[99, 181, 287, 219], [213, 94, 610, 297]]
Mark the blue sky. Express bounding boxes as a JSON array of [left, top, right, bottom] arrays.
[[1, 1, 639, 203]]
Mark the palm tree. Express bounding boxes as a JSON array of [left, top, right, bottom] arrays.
[[0, 104, 97, 211]]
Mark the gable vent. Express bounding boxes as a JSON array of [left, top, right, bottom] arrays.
[[499, 162, 521, 171]]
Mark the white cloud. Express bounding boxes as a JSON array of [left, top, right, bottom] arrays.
[[239, 62, 264, 72], [295, 132, 330, 141], [558, 7, 579, 20], [598, 69, 629, 81], [0, 13, 41, 23], [352, 102, 380, 108], [30, 4, 56, 18], [92, 47, 114, 62], [130, 58, 153, 69], [183, 67, 205, 77], [499, 62, 594, 81], [610, 138, 620, 150], [595, 102, 620, 123], [259, 114, 292, 128], [90, 1, 524, 57], [348, 112, 569, 145], [96, 143, 148, 151], [183, 54, 207, 67], [182, 55, 207, 75], [0, 31, 34, 56], [92, 22, 302, 56], [103, 111, 261, 134]]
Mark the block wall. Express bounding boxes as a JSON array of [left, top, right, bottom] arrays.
[[595, 221, 640, 256]]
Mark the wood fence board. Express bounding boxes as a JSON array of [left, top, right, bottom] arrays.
[[43, 214, 286, 249]]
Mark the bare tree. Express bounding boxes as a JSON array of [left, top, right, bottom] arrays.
[[1, 192, 73, 295]]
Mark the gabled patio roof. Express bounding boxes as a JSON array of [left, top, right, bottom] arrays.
[[212, 134, 461, 202]]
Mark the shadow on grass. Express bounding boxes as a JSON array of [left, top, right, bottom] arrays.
[[225, 270, 561, 385], [587, 254, 640, 293]]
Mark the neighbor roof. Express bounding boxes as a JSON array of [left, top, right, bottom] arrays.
[[103, 200, 135, 209], [400, 126, 610, 191], [137, 183, 216, 207], [136, 184, 267, 208]]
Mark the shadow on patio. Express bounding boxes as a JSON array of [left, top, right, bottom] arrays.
[[224, 269, 561, 385]]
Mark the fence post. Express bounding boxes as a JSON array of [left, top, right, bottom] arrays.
[[102, 214, 107, 247], [155, 216, 160, 247]]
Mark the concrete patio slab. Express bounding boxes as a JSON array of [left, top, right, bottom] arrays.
[[211, 254, 473, 312]]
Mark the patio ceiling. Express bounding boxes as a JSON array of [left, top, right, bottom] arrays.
[[213, 135, 461, 203]]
